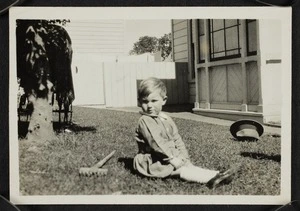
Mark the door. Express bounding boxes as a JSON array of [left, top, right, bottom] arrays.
[[72, 54, 105, 105]]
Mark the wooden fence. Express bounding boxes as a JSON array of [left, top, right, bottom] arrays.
[[72, 61, 189, 107]]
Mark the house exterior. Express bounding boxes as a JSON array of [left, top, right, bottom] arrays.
[[65, 20, 126, 56], [63, 20, 188, 107], [171, 19, 282, 124]]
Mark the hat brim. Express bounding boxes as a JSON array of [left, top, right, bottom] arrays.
[[230, 119, 264, 139]]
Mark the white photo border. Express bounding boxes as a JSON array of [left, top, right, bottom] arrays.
[[9, 6, 292, 205]]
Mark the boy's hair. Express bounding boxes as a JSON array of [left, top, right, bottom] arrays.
[[138, 77, 167, 100]]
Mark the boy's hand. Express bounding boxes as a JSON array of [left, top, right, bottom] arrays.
[[169, 157, 184, 169]]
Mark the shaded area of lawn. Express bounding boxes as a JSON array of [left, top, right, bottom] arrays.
[[18, 106, 281, 195], [163, 103, 194, 113]]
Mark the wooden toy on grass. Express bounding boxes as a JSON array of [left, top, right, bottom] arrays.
[[79, 150, 116, 177]]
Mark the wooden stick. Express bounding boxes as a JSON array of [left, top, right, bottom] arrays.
[[92, 150, 116, 168]]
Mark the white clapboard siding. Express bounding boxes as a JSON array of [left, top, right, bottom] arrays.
[[173, 20, 186, 25], [174, 44, 188, 53], [172, 20, 188, 62], [173, 21, 188, 31], [174, 36, 188, 46], [64, 20, 125, 55], [173, 29, 188, 39]]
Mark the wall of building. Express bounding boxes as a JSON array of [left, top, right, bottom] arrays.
[[172, 20, 188, 62], [64, 20, 125, 55], [258, 20, 282, 123], [172, 19, 195, 104], [172, 19, 282, 124], [188, 20, 197, 104]]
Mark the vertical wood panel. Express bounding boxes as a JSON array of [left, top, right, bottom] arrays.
[[159, 63, 167, 79], [227, 64, 243, 103], [172, 70, 179, 104], [130, 64, 138, 106], [246, 61, 259, 104], [107, 63, 115, 107], [166, 79, 173, 104], [210, 66, 227, 102], [198, 68, 207, 102], [183, 65, 189, 102], [177, 67, 184, 104], [72, 56, 106, 105], [154, 63, 161, 78], [124, 64, 131, 106], [111, 63, 118, 107], [101, 62, 188, 107], [135, 63, 142, 80], [104, 63, 112, 107]]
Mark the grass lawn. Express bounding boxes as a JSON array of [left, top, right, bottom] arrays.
[[18, 106, 281, 195]]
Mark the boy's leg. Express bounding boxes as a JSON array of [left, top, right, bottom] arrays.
[[179, 165, 219, 183], [170, 168, 182, 177], [206, 166, 239, 189]]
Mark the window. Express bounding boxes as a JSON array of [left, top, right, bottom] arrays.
[[246, 19, 257, 56], [209, 19, 241, 61], [197, 19, 205, 63]]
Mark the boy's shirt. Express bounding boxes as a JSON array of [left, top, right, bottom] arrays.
[[135, 111, 190, 163]]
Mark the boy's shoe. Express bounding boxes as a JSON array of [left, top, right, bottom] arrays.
[[206, 167, 237, 189]]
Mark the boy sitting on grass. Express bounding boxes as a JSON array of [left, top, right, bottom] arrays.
[[133, 77, 237, 189]]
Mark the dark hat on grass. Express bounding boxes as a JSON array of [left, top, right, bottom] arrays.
[[230, 119, 264, 140]]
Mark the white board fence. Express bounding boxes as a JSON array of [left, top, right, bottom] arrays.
[[72, 61, 189, 107], [104, 62, 189, 107]]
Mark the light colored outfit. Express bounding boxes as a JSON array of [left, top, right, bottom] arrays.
[[133, 112, 218, 183]]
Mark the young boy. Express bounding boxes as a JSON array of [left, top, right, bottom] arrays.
[[133, 77, 237, 189]]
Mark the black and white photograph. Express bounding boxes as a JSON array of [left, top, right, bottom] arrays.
[[9, 7, 291, 204]]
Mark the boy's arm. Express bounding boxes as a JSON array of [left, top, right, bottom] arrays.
[[170, 137, 190, 169], [169, 117, 190, 163], [135, 129, 152, 153], [173, 132, 190, 160], [138, 116, 189, 169], [137, 117, 174, 158]]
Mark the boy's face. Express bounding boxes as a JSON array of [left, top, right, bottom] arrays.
[[140, 89, 167, 115]]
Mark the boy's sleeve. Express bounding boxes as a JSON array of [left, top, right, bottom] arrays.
[[135, 124, 153, 154], [169, 117, 190, 161], [135, 128, 146, 153]]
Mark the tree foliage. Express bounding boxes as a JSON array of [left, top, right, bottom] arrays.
[[129, 33, 172, 61], [158, 33, 172, 61], [129, 36, 159, 55], [17, 19, 73, 140]]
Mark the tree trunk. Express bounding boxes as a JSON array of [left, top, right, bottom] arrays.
[[27, 93, 57, 141]]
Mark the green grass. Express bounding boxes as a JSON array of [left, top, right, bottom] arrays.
[[18, 106, 281, 195]]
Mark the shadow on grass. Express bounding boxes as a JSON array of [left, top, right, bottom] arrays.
[[53, 122, 97, 133], [118, 157, 136, 174], [241, 152, 281, 163], [18, 121, 29, 139], [118, 157, 157, 180], [163, 104, 194, 113], [18, 121, 97, 137], [230, 137, 260, 142]]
